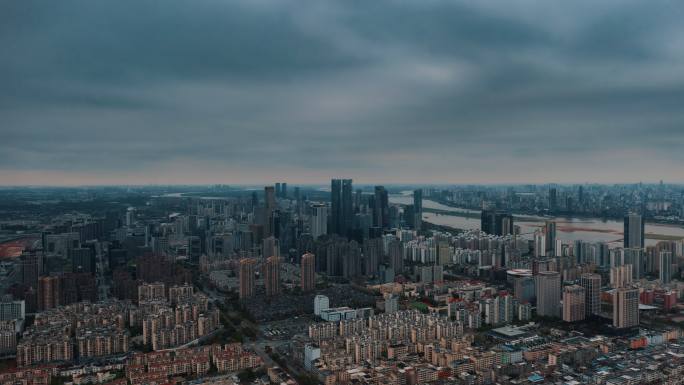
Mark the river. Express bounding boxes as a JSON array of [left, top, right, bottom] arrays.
[[157, 191, 684, 246], [389, 194, 684, 246]]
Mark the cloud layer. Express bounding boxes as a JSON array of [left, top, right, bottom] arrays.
[[1, 0, 683, 185]]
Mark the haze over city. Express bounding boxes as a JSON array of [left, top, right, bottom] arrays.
[[3, 2, 684, 385], [2, 1, 684, 185]]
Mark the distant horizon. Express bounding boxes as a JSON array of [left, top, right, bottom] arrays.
[[1, 180, 682, 189]]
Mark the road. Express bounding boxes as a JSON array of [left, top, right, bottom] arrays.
[[200, 280, 304, 379]]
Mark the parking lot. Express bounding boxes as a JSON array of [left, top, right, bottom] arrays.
[[259, 317, 312, 340]]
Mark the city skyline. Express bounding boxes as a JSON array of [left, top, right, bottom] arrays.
[[2, 1, 684, 185], [3, 2, 684, 384]]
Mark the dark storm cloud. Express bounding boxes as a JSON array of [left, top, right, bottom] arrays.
[[1, 0, 683, 184]]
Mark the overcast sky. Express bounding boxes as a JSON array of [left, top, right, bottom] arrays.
[[1, 0, 683, 186]]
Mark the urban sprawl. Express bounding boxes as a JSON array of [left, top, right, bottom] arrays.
[[1, 182, 684, 385]]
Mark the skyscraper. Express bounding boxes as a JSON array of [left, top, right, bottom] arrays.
[[331, 179, 341, 235], [548, 188, 557, 211], [373, 186, 389, 230], [388, 239, 404, 274], [623, 213, 644, 249], [535, 271, 560, 318], [610, 265, 633, 289], [613, 288, 639, 329], [330, 179, 353, 238], [514, 276, 535, 303], [544, 221, 556, 256], [580, 273, 601, 316], [70, 247, 95, 274], [37, 276, 61, 311], [301, 253, 316, 292], [660, 251, 673, 284], [310, 204, 328, 239], [624, 248, 644, 279], [239, 258, 256, 300], [562, 285, 586, 322], [413, 189, 423, 231], [264, 256, 280, 297], [264, 186, 277, 237], [342, 180, 353, 236], [533, 230, 546, 258], [481, 209, 514, 236], [262, 236, 280, 260], [20, 252, 41, 288], [480, 209, 496, 235], [499, 214, 514, 236], [362, 237, 383, 276]]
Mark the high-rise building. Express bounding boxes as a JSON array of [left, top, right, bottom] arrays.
[[151, 236, 169, 256], [314, 295, 329, 316], [660, 251, 673, 284], [301, 253, 316, 292], [239, 258, 256, 300], [580, 273, 601, 316], [373, 186, 389, 229], [413, 189, 423, 231], [535, 271, 560, 318], [264, 186, 277, 237], [310, 204, 328, 239], [0, 298, 25, 323], [330, 179, 353, 237], [60, 272, 97, 305], [624, 248, 644, 279], [484, 294, 514, 325], [264, 256, 280, 297], [549, 188, 557, 211], [513, 276, 535, 303], [20, 253, 41, 288], [623, 213, 644, 249], [613, 288, 639, 329], [37, 276, 61, 311], [138, 282, 166, 302], [331, 179, 342, 235], [562, 285, 586, 322], [437, 242, 451, 266], [363, 238, 382, 276], [342, 180, 353, 236], [341, 240, 362, 279], [610, 265, 633, 289], [384, 294, 399, 314], [70, 247, 95, 274], [262, 236, 280, 260], [0, 325, 17, 354], [168, 283, 193, 305], [187, 236, 201, 262], [388, 239, 404, 274], [126, 207, 135, 228], [481, 209, 514, 236], [251, 191, 259, 208], [544, 221, 556, 256], [480, 209, 495, 235], [500, 214, 514, 236], [534, 230, 546, 258]]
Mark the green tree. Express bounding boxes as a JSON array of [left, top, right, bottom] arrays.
[[237, 368, 256, 383], [296, 373, 321, 385]]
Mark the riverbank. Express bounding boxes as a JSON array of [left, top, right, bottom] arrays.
[[429, 197, 684, 227]]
